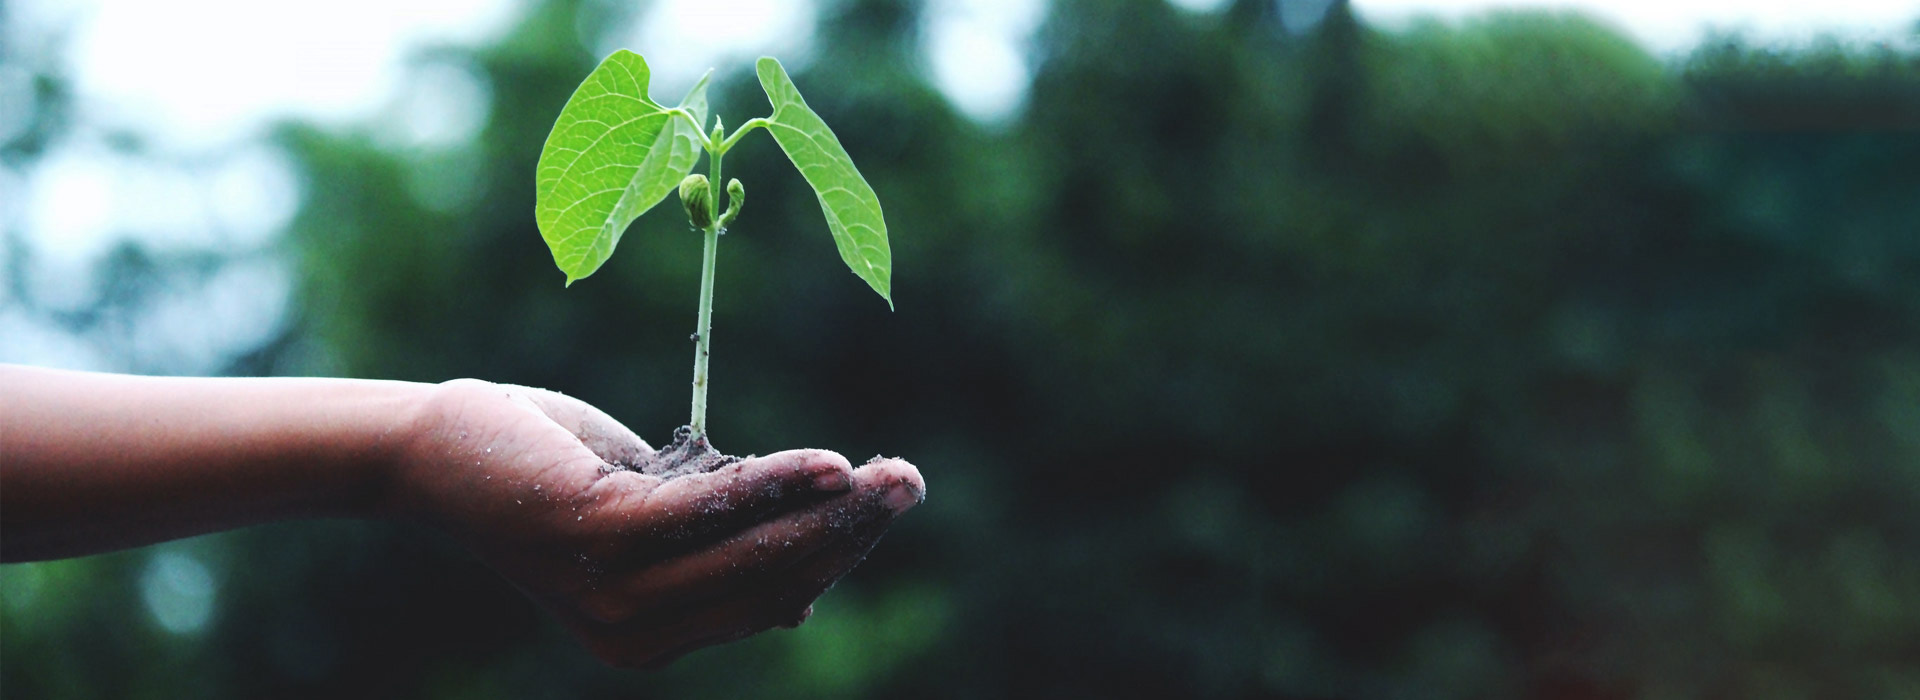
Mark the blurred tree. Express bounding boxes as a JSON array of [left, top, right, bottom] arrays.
[[5, 0, 1919, 697]]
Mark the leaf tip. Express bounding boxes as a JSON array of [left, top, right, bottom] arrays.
[[755, 56, 789, 86], [687, 68, 713, 96]]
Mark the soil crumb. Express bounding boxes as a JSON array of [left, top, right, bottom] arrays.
[[635, 425, 741, 479]]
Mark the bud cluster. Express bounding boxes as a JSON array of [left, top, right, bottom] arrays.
[[678, 174, 713, 229], [679, 173, 747, 231]]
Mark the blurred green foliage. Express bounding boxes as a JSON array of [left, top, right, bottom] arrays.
[[6, 0, 1920, 697]]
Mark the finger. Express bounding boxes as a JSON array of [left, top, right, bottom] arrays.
[[565, 462, 923, 667], [720, 457, 921, 606], [604, 497, 904, 663], [580, 459, 920, 623], [851, 456, 925, 511], [758, 466, 920, 604], [574, 505, 845, 625], [511, 385, 652, 469], [610, 477, 893, 612], [629, 449, 858, 546], [747, 458, 923, 613]]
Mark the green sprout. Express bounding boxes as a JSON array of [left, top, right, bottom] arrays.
[[533, 52, 892, 440]]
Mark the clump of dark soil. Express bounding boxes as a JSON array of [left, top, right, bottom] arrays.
[[634, 425, 742, 479]]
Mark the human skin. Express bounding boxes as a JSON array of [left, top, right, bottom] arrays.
[[0, 365, 925, 668]]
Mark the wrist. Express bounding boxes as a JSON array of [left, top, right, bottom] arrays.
[[377, 378, 497, 523], [325, 378, 441, 520]]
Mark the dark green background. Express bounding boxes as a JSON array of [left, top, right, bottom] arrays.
[[5, 0, 1920, 697]]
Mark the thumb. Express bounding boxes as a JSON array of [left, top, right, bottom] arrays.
[[509, 385, 654, 470]]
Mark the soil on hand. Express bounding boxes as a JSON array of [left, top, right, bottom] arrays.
[[633, 425, 742, 479]]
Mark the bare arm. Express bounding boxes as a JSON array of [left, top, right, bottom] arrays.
[[0, 366, 423, 560], [0, 365, 926, 667]]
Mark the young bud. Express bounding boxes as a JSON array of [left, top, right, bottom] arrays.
[[679, 174, 713, 229], [719, 178, 746, 228]]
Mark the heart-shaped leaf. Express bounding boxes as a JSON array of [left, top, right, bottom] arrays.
[[755, 57, 893, 308], [535, 50, 710, 285]]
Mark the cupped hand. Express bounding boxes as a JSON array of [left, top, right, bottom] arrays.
[[389, 379, 924, 668]]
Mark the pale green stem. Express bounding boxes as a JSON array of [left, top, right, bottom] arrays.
[[688, 148, 723, 436], [716, 118, 768, 154], [671, 109, 714, 150]]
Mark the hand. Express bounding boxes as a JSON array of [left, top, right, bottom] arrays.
[[389, 379, 925, 668]]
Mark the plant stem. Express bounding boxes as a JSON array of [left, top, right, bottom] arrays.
[[670, 109, 713, 149], [716, 118, 767, 153], [688, 148, 723, 437]]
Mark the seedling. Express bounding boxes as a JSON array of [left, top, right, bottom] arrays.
[[533, 52, 890, 469]]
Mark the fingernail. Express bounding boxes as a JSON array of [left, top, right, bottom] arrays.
[[813, 469, 852, 492], [883, 483, 923, 514]]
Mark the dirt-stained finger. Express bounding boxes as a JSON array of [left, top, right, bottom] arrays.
[[554, 457, 925, 669], [758, 506, 904, 609], [747, 458, 922, 617], [608, 474, 900, 612], [601, 499, 906, 666], [588, 458, 920, 619], [628, 449, 857, 545]]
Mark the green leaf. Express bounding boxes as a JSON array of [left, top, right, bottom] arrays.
[[754, 56, 893, 308], [535, 51, 709, 285]]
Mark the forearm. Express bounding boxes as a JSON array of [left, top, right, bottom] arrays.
[[0, 365, 431, 561]]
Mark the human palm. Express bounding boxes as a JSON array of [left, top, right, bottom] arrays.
[[392, 379, 925, 667]]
